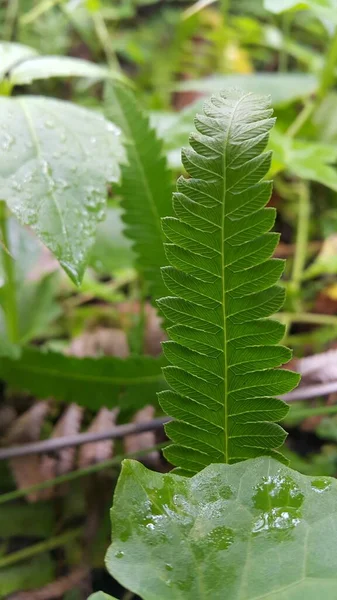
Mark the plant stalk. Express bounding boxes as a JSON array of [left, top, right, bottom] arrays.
[[279, 13, 291, 72], [0, 443, 168, 504], [0, 202, 19, 344], [289, 404, 337, 420], [288, 182, 310, 311], [318, 26, 337, 99], [0, 527, 82, 569]]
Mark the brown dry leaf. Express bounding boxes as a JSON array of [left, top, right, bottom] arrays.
[[295, 350, 337, 384], [38, 403, 84, 501], [78, 407, 118, 468], [118, 301, 166, 356], [124, 405, 160, 467], [144, 304, 166, 356], [0, 405, 17, 435], [8, 566, 90, 600], [69, 327, 129, 358], [6, 402, 50, 502], [4, 402, 49, 445]]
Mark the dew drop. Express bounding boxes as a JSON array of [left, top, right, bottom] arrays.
[[115, 550, 124, 559], [311, 478, 331, 493]]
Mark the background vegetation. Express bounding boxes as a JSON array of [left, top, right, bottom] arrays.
[[2, 0, 337, 597]]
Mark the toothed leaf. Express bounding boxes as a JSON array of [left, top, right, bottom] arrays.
[[158, 90, 300, 473]]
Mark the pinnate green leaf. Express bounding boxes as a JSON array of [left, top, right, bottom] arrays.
[[158, 90, 299, 474], [104, 83, 173, 305], [0, 347, 165, 410], [106, 456, 337, 600], [0, 96, 125, 284]]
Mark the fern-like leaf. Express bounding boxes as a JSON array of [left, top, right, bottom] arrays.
[[158, 90, 300, 474], [104, 83, 173, 304]]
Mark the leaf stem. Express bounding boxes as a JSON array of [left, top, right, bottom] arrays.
[[286, 98, 315, 138], [92, 10, 118, 68], [318, 26, 337, 99], [20, 0, 63, 26], [279, 13, 291, 72], [289, 404, 337, 420], [0, 443, 168, 504], [0, 527, 82, 569], [277, 312, 337, 326], [3, 0, 19, 41], [0, 202, 19, 344], [288, 182, 310, 311]]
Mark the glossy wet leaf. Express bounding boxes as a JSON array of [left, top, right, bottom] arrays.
[[9, 55, 109, 86], [0, 347, 165, 410], [106, 456, 337, 600], [0, 42, 37, 81], [0, 96, 125, 284], [175, 73, 318, 105], [88, 593, 118, 600]]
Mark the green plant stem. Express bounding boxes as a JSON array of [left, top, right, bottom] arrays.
[[286, 98, 315, 138], [0, 443, 167, 505], [0, 202, 19, 344], [20, 0, 63, 25], [0, 527, 82, 569], [286, 27, 337, 138], [279, 13, 291, 72], [318, 27, 337, 99], [289, 404, 337, 420], [3, 0, 19, 41], [92, 10, 118, 68], [277, 312, 337, 326], [288, 182, 310, 312], [222, 0, 230, 21]]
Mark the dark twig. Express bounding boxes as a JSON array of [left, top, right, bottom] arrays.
[[2, 382, 334, 462], [0, 416, 171, 461]]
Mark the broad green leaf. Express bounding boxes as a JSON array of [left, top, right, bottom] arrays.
[[88, 594, 118, 600], [158, 90, 299, 474], [0, 347, 165, 410], [104, 83, 173, 304], [175, 73, 318, 106], [0, 554, 54, 596], [264, 0, 337, 27], [17, 272, 61, 343], [9, 55, 109, 86], [0, 42, 38, 81], [314, 91, 337, 143], [0, 96, 125, 285], [0, 219, 60, 355], [269, 129, 337, 190], [302, 235, 337, 278], [90, 206, 135, 275], [106, 456, 337, 600]]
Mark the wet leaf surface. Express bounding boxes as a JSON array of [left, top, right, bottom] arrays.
[[107, 457, 337, 599], [0, 96, 125, 284]]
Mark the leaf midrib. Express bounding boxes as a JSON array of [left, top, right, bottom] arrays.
[[17, 98, 70, 255], [222, 94, 250, 464], [1, 356, 163, 386]]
